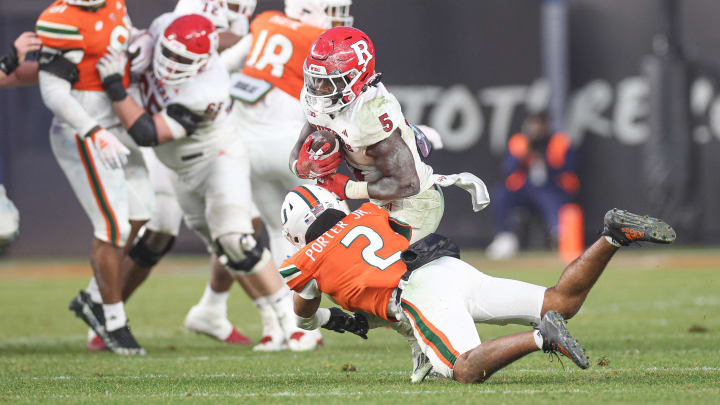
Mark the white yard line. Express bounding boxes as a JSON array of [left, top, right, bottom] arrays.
[[25, 367, 720, 381], [6, 387, 720, 400]]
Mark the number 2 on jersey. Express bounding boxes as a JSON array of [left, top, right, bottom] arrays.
[[246, 29, 294, 78], [340, 226, 402, 271]]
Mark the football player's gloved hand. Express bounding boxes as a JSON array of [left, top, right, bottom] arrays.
[[86, 126, 130, 170], [96, 46, 128, 102], [322, 307, 368, 339], [296, 136, 342, 179], [128, 32, 153, 74], [317, 173, 350, 200], [96, 46, 126, 81]]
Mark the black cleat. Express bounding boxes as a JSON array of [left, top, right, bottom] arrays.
[[537, 310, 589, 369], [69, 291, 145, 355], [69, 290, 111, 345], [106, 326, 146, 356], [602, 208, 676, 246]]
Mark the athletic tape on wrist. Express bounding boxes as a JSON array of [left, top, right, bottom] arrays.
[[345, 180, 369, 199]]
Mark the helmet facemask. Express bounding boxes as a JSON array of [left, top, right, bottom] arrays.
[[324, 2, 353, 28], [285, 0, 353, 29], [65, 0, 106, 9], [303, 66, 361, 114], [226, 0, 257, 19]]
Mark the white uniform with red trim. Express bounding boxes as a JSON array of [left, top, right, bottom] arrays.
[[136, 16, 254, 245], [228, 11, 325, 265], [37, 0, 154, 246], [302, 82, 442, 242], [141, 10, 256, 238]]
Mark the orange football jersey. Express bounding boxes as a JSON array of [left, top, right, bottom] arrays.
[[241, 11, 324, 100], [280, 202, 413, 320], [36, 0, 131, 91]]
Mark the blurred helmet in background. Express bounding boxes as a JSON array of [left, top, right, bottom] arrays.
[[285, 0, 353, 28]]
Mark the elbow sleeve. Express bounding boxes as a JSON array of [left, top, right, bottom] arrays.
[[127, 113, 159, 146]]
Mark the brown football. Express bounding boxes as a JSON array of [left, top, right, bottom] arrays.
[[308, 130, 340, 159]]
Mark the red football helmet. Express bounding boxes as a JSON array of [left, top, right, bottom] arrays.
[[153, 14, 219, 85], [302, 26, 376, 114]]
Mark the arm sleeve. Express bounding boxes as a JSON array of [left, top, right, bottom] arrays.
[[220, 34, 252, 72], [297, 279, 321, 300], [38, 70, 98, 136]]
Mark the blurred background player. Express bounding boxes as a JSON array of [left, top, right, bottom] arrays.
[[220, 0, 352, 350], [35, 0, 154, 355], [485, 112, 583, 261], [0, 32, 42, 250], [103, 0, 260, 350], [280, 185, 676, 384], [97, 13, 321, 353]]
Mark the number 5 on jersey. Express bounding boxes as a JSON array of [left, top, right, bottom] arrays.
[[246, 30, 293, 78]]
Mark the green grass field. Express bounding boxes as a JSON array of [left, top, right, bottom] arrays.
[[1, 249, 718, 404]]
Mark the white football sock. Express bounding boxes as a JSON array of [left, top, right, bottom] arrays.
[[103, 302, 127, 332], [533, 329, 544, 350], [253, 296, 281, 336], [86, 277, 102, 304], [267, 286, 297, 333], [198, 284, 230, 308]]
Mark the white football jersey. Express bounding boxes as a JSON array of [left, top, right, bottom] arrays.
[[138, 58, 233, 171], [302, 82, 435, 203]]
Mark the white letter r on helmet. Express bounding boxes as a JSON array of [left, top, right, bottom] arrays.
[[350, 40, 372, 71]]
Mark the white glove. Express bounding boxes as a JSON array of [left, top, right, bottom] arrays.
[[88, 128, 130, 170], [96, 46, 126, 82], [416, 125, 444, 150], [128, 32, 153, 74], [433, 172, 490, 212]]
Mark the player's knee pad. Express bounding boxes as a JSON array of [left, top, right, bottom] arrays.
[[129, 229, 176, 268], [215, 233, 271, 275]]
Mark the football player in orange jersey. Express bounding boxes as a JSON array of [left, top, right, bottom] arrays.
[[36, 0, 155, 355], [217, 0, 353, 351], [279, 185, 676, 384]]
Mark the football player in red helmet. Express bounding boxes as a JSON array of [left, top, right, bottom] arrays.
[[94, 13, 305, 351], [291, 27, 489, 248]]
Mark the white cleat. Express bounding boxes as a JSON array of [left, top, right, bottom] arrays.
[[287, 328, 323, 352], [184, 304, 236, 341], [253, 330, 288, 352], [485, 231, 520, 260]]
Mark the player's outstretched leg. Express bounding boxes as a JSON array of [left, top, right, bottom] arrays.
[[542, 209, 676, 319], [453, 310, 586, 383]]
